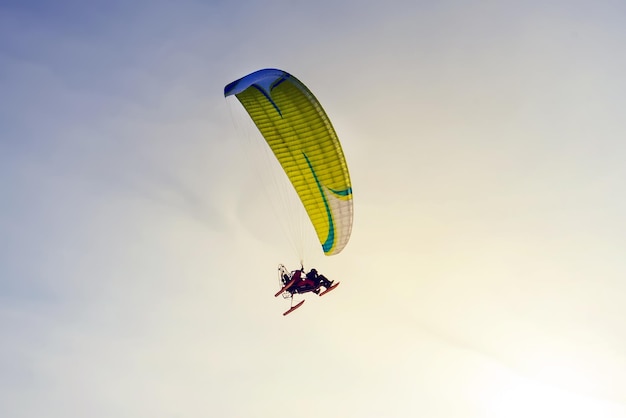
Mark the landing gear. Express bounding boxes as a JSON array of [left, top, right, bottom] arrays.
[[274, 264, 339, 316]]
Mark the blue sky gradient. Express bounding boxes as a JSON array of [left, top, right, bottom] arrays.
[[2, 1, 626, 417]]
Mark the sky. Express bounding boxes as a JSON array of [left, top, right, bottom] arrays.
[[2, 0, 626, 417]]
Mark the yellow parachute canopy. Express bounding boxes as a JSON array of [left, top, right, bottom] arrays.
[[225, 69, 353, 255]]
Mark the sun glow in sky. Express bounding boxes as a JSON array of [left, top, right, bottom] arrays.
[[2, 1, 626, 417]]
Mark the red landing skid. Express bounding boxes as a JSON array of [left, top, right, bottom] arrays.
[[283, 300, 305, 316]]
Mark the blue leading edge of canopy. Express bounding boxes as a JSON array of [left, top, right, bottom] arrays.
[[224, 68, 289, 97], [225, 68, 289, 117]]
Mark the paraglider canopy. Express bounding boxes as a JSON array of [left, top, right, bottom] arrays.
[[225, 68, 353, 256]]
